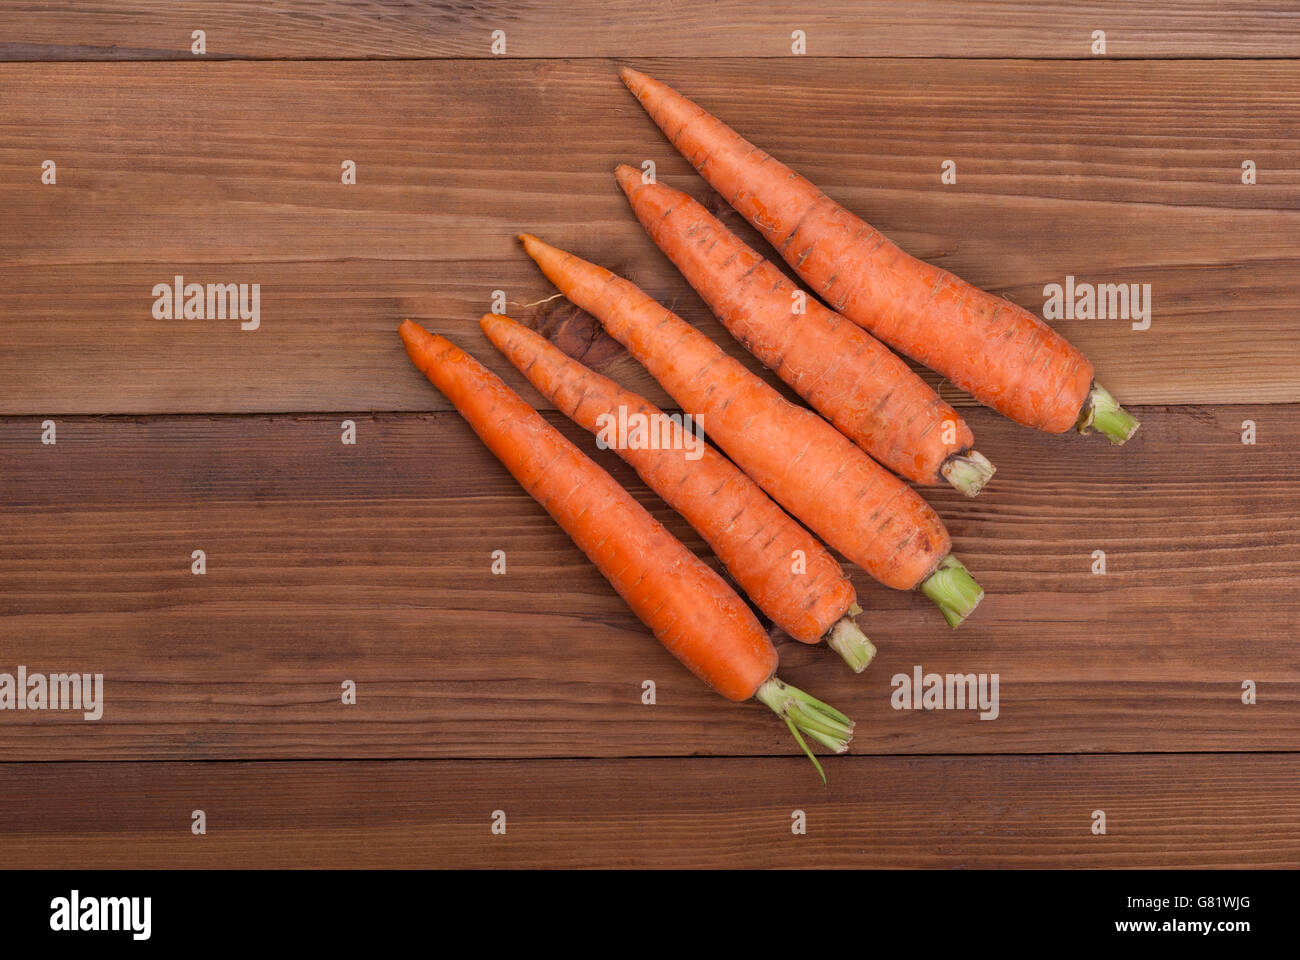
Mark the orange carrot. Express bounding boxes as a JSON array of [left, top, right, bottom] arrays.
[[620, 67, 1139, 444], [516, 236, 984, 628], [615, 165, 995, 496], [481, 312, 875, 670], [398, 319, 854, 777]]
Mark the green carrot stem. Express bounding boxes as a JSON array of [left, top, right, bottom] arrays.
[[779, 716, 826, 785], [800, 725, 854, 754], [755, 677, 855, 784], [940, 449, 996, 498], [826, 615, 877, 673], [786, 700, 854, 740], [778, 679, 854, 728], [919, 554, 984, 628], [1077, 382, 1140, 445]]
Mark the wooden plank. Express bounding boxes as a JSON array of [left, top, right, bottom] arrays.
[[1, 755, 1296, 868], [3, 405, 1296, 761], [2, 2, 1298, 61], [1, 59, 1297, 414]]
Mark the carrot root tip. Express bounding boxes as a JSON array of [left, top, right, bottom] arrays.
[[941, 449, 996, 498], [756, 677, 855, 783], [919, 555, 984, 629], [827, 616, 876, 673], [1078, 383, 1140, 445]]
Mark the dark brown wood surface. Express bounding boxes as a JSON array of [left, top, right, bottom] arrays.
[[2, 756, 1297, 868], [1, 59, 1297, 414], [2, 1, 1298, 60], [1, 2, 1297, 869], [2, 406, 1297, 762]]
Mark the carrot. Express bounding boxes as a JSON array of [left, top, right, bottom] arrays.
[[517, 235, 984, 628], [620, 67, 1139, 445], [398, 319, 854, 778], [481, 312, 875, 670], [615, 165, 995, 496]]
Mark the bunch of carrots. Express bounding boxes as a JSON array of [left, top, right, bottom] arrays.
[[399, 69, 1140, 782]]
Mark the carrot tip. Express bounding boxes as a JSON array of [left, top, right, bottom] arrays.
[[1078, 383, 1140, 445], [827, 616, 876, 673], [397, 318, 424, 347], [941, 449, 997, 498], [613, 164, 641, 195], [920, 555, 984, 629]]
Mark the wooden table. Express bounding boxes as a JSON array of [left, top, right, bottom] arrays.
[[2, 2, 1298, 869]]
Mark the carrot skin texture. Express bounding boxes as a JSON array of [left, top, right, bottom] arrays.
[[516, 235, 951, 593], [398, 319, 777, 702], [481, 312, 857, 644], [621, 67, 1095, 434], [615, 166, 975, 484]]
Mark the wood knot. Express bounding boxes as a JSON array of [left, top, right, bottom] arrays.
[[530, 297, 623, 368]]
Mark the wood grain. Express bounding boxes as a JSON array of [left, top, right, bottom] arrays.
[[2, 755, 1296, 868], [3, 405, 1296, 761], [2, 2, 1298, 61], [1, 59, 1297, 415], [2, 9, 1297, 870]]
